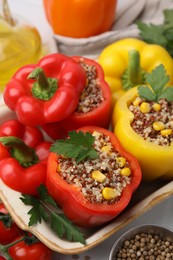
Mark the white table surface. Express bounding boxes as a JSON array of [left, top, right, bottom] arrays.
[[5, 1, 173, 259]]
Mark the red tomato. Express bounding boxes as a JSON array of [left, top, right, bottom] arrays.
[[0, 203, 21, 245], [0, 119, 44, 148], [8, 239, 52, 260]]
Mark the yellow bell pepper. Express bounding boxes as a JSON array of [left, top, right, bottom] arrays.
[[112, 86, 173, 181], [98, 38, 173, 106]]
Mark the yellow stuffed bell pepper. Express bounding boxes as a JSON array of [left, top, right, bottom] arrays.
[[112, 64, 173, 181], [98, 38, 173, 106]]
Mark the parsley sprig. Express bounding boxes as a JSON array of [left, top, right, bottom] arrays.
[[50, 130, 98, 163], [136, 9, 173, 57], [138, 64, 173, 102], [20, 184, 86, 245]]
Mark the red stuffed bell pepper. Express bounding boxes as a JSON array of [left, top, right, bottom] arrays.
[[0, 119, 51, 195], [42, 56, 111, 140], [46, 126, 142, 227], [3, 53, 86, 126]]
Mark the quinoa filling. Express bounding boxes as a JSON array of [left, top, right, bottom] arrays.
[[129, 97, 173, 146], [76, 61, 104, 113], [57, 132, 132, 205]]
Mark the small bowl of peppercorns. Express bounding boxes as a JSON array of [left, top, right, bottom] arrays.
[[109, 224, 173, 260]]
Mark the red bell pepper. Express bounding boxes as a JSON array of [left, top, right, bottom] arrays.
[[0, 203, 21, 245], [46, 126, 142, 227], [42, 56, 111, 140], [0, 120, 51, 195], [3, 53, 86, 126]]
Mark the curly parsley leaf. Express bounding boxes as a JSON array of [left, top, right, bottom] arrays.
[[20, 185, 86, 244], [50, 130, 98, 163], [136, 9, 173, 57], [138, 64, 173, 102]]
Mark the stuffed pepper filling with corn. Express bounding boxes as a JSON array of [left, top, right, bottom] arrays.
[[113, 65, 173, 181], [57, 131, 131, 205], [46, 126, 141, 227], [128, 65, 173, 146], [130, 97, 173, 146]]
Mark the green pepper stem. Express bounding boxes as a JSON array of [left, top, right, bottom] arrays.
[[121, 49, 146, 91], [128, 49, 141, 85], [28, 67, 49, 90], [0, 136, 38, 167], [28, 67, 58, 101]]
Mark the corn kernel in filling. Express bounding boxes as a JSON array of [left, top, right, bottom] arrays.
[[129, 97, 173, 146], [57, 132, 131, 205]]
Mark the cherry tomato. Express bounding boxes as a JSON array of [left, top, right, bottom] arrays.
[[0, 119, 44, 148], [0, 203, 21, 245], [8, 238, 52, 260]]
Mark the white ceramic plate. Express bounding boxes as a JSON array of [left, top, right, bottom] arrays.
[[0, 101, 173, 255]]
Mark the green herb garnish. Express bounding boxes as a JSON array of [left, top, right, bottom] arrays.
[[20, 184, 86, 244], [136, 9, 173, 57], [138, 64, 173, 102], [0, 212, 13, 229], [50, 130, 98, 163]]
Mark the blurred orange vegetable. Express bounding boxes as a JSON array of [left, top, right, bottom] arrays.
[[43, 0, 117, 38]]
